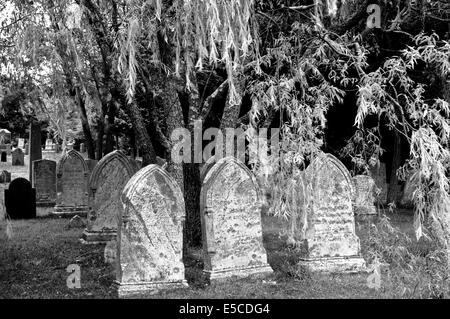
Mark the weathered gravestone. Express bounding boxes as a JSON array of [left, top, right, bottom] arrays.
[[24, 143, 29, 155], [200, 157, 273, 280], [298, 153, 366, 273], [79, 143, 85, 153], [115, 165, 188, 297], [18, 138, 25, 149], [11, 148, 24, 166], [4, 178, 36, 219], [0, 170, 11, 183], [0, 151, 6, 162], [369, 163, 388, 205], [400, 172, 419, 208], [81, 151, 137, 244], [32, 159, 57, 207], [54, 150, 89, 216], [29, 122, 42, 183], [352, 175, 377, 215]]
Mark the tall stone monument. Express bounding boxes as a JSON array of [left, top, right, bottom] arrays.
[[29, 122, 42, 184]]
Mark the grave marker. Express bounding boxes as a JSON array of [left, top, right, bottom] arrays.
[[32, 159, 57, 207], [200, 157, 273, 280], [115, 165, 188, 297], [4, 178, 36, 219]]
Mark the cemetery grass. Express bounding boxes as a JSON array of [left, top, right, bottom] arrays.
[[1, 211, 438, 299]]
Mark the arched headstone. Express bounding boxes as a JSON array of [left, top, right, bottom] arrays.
[[115, 165, 188, 297], [81, 151, 137, 244], [200, 157, 273, 280], [4, 178, 36, 219], [54, 150, 89, 216], [300, 153, 365, 273], [32, 159, 57, 207], [352, 175, 377, 215]]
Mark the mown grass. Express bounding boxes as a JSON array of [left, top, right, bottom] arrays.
[[1, 212, 437, 299]]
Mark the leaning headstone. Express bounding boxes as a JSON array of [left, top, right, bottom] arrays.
[[81, 151, 137, 244], [0, 151, 6, 162], [298, 154, 366, 273], [54, 150, 89, 216], [0, 170, 11, 183], [115, 165, 188, 297], [29, 122, 42, 183], [11, 148, 24, 166], [369, 163, 388, 205], [32, 159, 57, 207], [352, 175, 377, 215], [4, 178, 36, 220], [200, 157, 273, 280]]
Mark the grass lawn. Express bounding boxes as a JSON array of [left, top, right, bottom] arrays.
[[0, 211, 433, 299]]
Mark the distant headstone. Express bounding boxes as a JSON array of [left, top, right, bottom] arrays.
[[0, 151, 6, 162], [54, 150, 89, 216], [0, 144, 11, 156], [200, 157, 273, 280], [104, 239, 117, 264], [352, 175, 377, 215], [24, 143, 29, 155], [32, 159, 57, 207], [0, 129, 11, 144], [4, 178, 36, 220], [400, 172, 419, 208], [29, 123, 42, 183], [65, 215, 86, 230], [67, 142, 74, 150], [11, 148, 24, 166], [0, 170, 11, 183], [81, 151, 137, 244], [299, 154, 366, 273], [44, 139, 56, 152], [80, 143, 86, 153], [18, 138, 25, 149], [115, 165, 188, 297], [369, 163, 388, 204]]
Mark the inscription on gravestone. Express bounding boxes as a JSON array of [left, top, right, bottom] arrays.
[[298, 153, 366, 273], [200, 157, 273, 280], [54, 150, 88, 216], [32, 159, 57, 207], [115, 165, 188, 297], [81, 151, 136, 244]]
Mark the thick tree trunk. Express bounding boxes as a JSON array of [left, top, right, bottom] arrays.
[[104, 105, 116, 154], [96, 117, 104, 160], [387, 130, 402, 205]]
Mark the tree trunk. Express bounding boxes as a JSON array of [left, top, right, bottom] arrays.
[[75, 87, 96, 159], [387, 130, 402, 205], [104, 104, 116, 155]]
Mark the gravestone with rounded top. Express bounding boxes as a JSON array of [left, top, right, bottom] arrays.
[[0, 170, 11, 183], [54, 150, 89, 216], [4, 178, 36, 219], [32, 159, 57, 207], [11, 148, 24, 166], [352, 175, 377, 215], [299, 153, 366, 273], [200, 157, 273, 280], [81, 151, 137, 244], [115, 165, 188, 297]]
